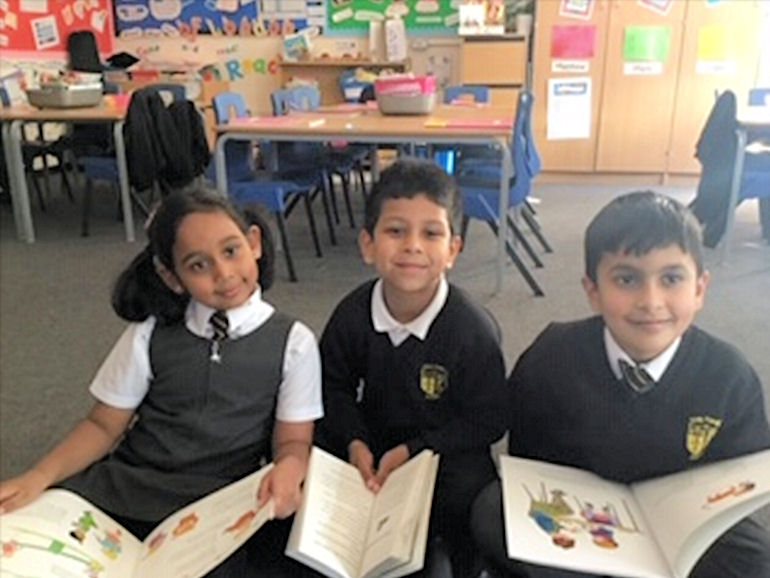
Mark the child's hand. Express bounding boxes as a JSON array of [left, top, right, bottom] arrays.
[[349, 440, 379, 492], [257, 455, 305, 519], [373, 444, 409, 489], [0, 469, 50, 514]]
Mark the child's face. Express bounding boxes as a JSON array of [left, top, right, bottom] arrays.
[[359, 193, 461, 307], [163, 211, 262, 310], [582, 244, 709, 362]]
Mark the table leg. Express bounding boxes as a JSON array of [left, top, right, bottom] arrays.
[[215, 134, 229, 197], [113, 121, 135, 242], [496, 140, 512, 294], [720, 127, 747, 263], [3, 120, 35, 242]]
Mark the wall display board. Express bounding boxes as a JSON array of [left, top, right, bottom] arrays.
[[114, 0, 326, 39], [1, 0, 114, 56], [328, 0, 459, 32]]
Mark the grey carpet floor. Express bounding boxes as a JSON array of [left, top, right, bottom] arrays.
[[1, 176, 769, 529]]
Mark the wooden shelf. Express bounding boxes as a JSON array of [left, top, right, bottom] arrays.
[[279, 59, 409, 70]]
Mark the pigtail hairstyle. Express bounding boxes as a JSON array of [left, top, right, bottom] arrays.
[[111, 187, 277, 324]]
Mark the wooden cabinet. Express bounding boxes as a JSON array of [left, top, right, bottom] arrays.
[[532, 0, 762, 176], [531, 0, 611, 172], [279, 59, 409, 105], [666, 0, 761, 174], [460, 36, 527, 107], [595, 0, 686, 172]]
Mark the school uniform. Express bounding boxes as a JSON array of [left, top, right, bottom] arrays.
[[60, 289, 323, 577], [471, 316, 770, 578], [317, 277, 508, 575]]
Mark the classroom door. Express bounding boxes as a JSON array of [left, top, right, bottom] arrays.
[[666, 0, 761, 174], [595, 0, 686, 173]]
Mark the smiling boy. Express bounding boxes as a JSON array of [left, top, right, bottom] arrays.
[[471, 191, 770, 578], [317, 158, 507, 576]]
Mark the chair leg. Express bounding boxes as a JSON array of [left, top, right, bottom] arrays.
[[274, 211, 297, 282], [28, 170, 46, 212], [506, 214, 544, 268], [521, 204, 553, 253], [340, 171, 355, 229], [486, 220, 544, 297], [460, 215, 470, 245], [327, 173, 341, 224], [81, 178, 93, 237], [60, 158, 75, 203], [318, 178, 338, 246], [303, 194, 323, 258]]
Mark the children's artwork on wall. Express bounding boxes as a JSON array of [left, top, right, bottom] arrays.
[[622, 25, 670, 76], [328, 0, 459, 32], [551, 25, 595, 59], [558, 0, 594, 21], [113, 0, 325, 40], [637, 0, 673, 17], [0, 0, 114, 57]]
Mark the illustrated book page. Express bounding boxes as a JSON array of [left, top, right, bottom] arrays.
[[0, 463, 274, 578]]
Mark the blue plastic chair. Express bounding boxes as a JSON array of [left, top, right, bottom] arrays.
[[433, 85, 493, 173], [213, 91, 324, 282], [455, 91, 548, 297]]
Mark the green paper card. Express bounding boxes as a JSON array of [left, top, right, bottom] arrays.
[[623, 26, 670, 62]]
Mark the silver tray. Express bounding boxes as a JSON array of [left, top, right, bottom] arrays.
[[26, 83, 103, 109]]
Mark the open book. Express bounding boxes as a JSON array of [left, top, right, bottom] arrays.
[[501, 448, 770, 578], [286, 446, 439, 578], [0, 463, 274, 578]]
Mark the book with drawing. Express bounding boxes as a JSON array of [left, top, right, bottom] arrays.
[[501, 448, 770, 578], [0, 463, 274, 578], [286, 446, 439, 578]]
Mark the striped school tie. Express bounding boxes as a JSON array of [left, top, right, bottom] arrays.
[[209, 310, 229, 362], [618, 359, 655, 394]]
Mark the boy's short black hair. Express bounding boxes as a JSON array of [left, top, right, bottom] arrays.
[[363, 157, 463, 235], [584, 191, 705, 283]]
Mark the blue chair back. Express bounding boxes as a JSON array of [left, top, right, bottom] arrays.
[[748, 88, 770, 107], [212, 91, 254, 182], [510, 90, 540, 205], [443, 85, 490, 104], [213, 91, 249, 124], [271, 86, 321, 115]]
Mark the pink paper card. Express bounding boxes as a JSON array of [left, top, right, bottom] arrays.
[[228, 116, 305, 127], [425, 117, 513, 129]]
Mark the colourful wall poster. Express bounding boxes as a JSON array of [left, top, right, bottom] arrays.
[[551, 24, 596, 59], [695, 24, 737, 75], [623, 26, 670, 62], [637, 0, 673, 17], [114, 0, 324, 39], [328, 0, 459, 32], [559, 0, 593, 21], [0, 0, 114, 56]]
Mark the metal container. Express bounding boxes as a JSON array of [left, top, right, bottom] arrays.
[[26, 83, 103, 109]]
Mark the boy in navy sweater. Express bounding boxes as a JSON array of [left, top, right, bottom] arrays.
[[317, 158, 507, 576], [471, 191, 770, 578]]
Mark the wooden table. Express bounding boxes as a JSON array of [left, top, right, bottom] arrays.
[[723, 106, 770, 261], [0, 102, 134, 243], [214, 104, 515, 292]]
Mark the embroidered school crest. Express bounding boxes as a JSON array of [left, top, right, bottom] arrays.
[[686, 416, 722, 461], [420, 364, 448, 400]]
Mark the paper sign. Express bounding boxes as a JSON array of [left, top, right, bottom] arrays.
[[637, 0, 672, 16], [551, 24, 596, 59], [547, 77, 591, 140], [697, 25, 729, 61], [559, 0, 593, 20], [552, 60, 590, 74], [20, 0, 48, 13], [623, 26, 670, 62], [31, 14, 59, 50]]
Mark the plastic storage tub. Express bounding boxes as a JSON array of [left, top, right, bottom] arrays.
[[26, 83, 103, 108], [374, 75, 436, 115]]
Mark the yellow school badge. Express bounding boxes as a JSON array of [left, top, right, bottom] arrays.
[[686, 416, 722, 461], [420, 364, 448, 400]]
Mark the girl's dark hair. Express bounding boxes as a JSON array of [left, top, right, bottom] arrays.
[[112, 187, 276, 324], [584, 190, 704, 283], [364, 157, 462, 235]]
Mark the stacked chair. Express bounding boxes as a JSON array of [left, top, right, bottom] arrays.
[[213, 91, 323, 282], [454, 90, 552, 297]]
